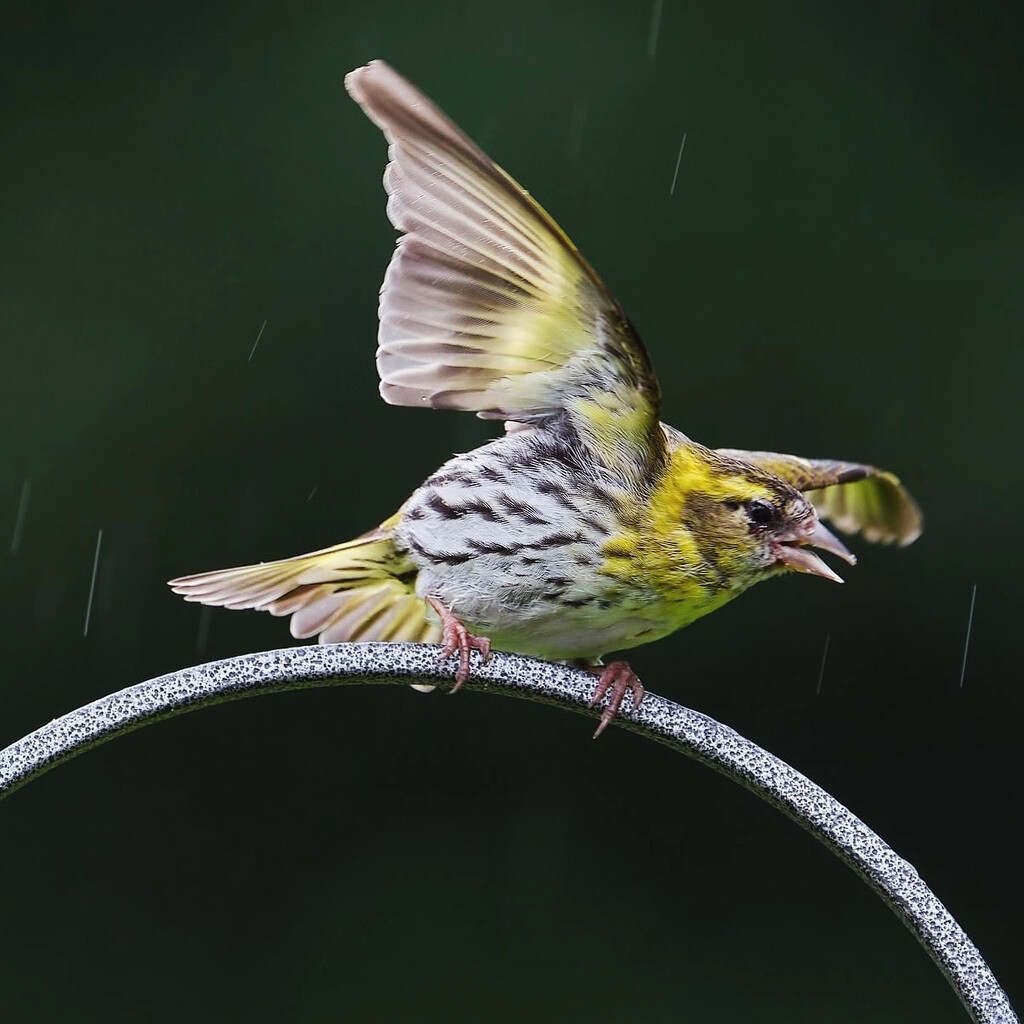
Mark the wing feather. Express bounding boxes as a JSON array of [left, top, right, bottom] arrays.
[[345, 61, 664, 474], [169, 525, 443, 645]]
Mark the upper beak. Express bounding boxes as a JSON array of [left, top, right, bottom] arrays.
[[773, 520, 855, 584]]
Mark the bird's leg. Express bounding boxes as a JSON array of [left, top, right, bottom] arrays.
[[578, 660, 645, 739], [426, 596, 491, 691]]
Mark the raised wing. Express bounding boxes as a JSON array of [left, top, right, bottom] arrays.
[[345, 61, 664, 475], [717, 450, 923, 546]]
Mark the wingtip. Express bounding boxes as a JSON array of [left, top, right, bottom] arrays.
[[167, 577, 212, 601], [344, 59, 395, 102], [897, 523, 924, 548], [343, 63, 368, 101]]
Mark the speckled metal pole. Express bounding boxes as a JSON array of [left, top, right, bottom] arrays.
[[0, 643, 1016, 1023]]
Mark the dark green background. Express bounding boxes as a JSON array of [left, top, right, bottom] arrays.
[[2, 1, 1021, 1020]]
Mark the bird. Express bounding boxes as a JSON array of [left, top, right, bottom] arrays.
[[169, 60, 922, 736]]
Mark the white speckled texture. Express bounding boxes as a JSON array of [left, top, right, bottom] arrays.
[[0, 643, 1016, 1023]]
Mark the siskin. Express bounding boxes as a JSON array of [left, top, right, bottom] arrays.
[[170, 61, 922, 736]]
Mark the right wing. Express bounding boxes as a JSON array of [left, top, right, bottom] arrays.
[[345, 61, 665, 477]]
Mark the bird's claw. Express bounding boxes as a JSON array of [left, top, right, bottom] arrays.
[[427, 596, 491, 691], [586, 661, 645, 738]]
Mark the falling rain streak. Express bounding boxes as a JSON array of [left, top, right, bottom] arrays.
[[670, 133, 687, 195], [816, 634, 831, 695], [83, 529, 103, 637], [10, 478, 31, 555], [958, 584, 977, 688], [647, 0, 664, 59], [248, 319, 268, 362], [196, 605, 212, 657]]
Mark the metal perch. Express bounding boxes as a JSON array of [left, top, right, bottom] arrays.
[[0, 643, 1016, 1023]]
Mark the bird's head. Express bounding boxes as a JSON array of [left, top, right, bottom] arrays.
[[642, 441, 856, 592]]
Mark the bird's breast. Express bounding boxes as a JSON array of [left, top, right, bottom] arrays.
[[394, 435, 667, 656]]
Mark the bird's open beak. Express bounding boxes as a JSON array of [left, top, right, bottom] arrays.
[[774, 520, 855, 583]]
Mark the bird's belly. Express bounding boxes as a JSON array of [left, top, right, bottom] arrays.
[[399, 513, 703, 660], [483, 602, 675, 661], [409, 543, 652, 659]]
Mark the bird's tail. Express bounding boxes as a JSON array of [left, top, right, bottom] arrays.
[[168, 519, 439, 646]]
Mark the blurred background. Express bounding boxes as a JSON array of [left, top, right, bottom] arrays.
[[2, 1, 1022, 1020]]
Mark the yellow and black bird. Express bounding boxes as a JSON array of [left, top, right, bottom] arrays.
[[170, 61, 921, 735]]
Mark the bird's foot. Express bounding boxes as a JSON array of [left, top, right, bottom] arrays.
[[426, 596, 491, 691], [584, 661, 645, 739]]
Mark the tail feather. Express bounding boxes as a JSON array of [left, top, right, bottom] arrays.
[[168, 527, 440, 646]]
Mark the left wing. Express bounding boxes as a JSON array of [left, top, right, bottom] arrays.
[[345, 61, 665, 477], [717, 449, 923, 546]]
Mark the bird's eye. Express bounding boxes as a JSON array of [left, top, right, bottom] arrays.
[[746, 500, 777, 526]]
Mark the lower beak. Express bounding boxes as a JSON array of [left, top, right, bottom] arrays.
[[774, 543, 844, 583], [774, 520, 856, 584]]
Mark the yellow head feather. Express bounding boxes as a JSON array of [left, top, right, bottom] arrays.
[[603, 441, 814, 625]]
